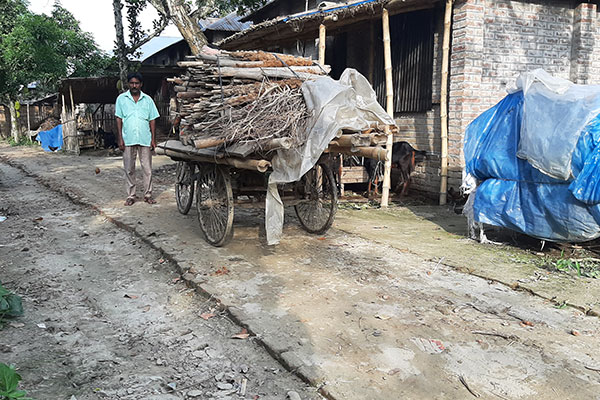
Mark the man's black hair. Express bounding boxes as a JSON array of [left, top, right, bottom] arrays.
[[127, 72, 143, 82]]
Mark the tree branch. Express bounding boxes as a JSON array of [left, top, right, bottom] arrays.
[[127, 18, 169, 53]]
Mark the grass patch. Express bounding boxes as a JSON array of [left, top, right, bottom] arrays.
[[539, 251, 600, 279], [5, 137, 38, 147]]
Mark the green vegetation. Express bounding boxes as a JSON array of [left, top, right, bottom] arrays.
[[0, 0, 114, 141], [0, 282, 23, 325], [0, 363, 30, 399], [6, 136, 37, 147], [541, 250, 600, 279]]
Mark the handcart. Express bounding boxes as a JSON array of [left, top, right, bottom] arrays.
[[157, 140, 339, 246]]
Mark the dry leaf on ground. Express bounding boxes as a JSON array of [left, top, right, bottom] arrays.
[[232, 328, 250, 339], [200, 312, 215, 320]]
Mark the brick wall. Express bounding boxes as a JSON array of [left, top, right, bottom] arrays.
[[411, 0, 600, 197]]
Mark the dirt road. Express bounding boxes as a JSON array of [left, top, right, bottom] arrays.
[[0, 161, 321, 399], [1, 146, 600, 400]]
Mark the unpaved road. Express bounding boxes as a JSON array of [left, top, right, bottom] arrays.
[[1, 147, 600, 400], [0, 162, 321, 400]]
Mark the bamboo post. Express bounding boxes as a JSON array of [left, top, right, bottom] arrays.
[[61, 94, 68, 151], [339, 155, 345, 197], [26, 103, 30, 134], [69, 85, 75, 113], [319, 24, 326, 66], [381, 8, 394, 208], [368, 21, 375, 84], [439, 0, 453, 206]]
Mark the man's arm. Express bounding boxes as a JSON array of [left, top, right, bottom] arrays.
[[116, 117, 124, 151], [149, 119, 156, 150]]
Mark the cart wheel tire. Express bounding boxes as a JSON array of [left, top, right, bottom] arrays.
[[196, 164, 234, 246], [175, 161, 195, 215], [294, 162, 338, 234]]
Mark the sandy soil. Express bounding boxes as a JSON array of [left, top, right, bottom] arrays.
[[1, 146, 600, 400], [0, 161, 321, 400]]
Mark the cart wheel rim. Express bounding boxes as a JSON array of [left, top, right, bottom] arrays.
[[175, 161, 194, 215], [294, 162, 338, 234], [196, 164, 234, 246]]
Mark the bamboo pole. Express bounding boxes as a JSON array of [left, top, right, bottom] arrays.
[[194, 137, 226, 149], [61, 94, 67, 150], [319, 24, 326, 66], [69, 85, 75, 113], [368, 21, 375, 84], [262, 137, 293, 151], [381, 8, 394, 208], [327, 145, 387, 161], [333, 134, 372, 148], [439, 0, 453, 206], [156, 146, 271, 173]]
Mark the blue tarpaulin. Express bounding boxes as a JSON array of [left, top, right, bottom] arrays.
[[463, 71, 600, 242], [37, 124, 63, 152]]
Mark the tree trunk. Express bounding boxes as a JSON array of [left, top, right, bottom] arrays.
[[7, 100, 19, 143], [112, 0, 128, 90], [147, 0, 208, 55]]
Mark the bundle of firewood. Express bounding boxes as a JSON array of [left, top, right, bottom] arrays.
[[171, 49, 330, 155], [169, 48, 396, 162]]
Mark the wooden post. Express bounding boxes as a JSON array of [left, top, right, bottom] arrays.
[[319, 24, 326, 65], [439, 0, 453, 206], [69, 85, 75, 112], [368, 22, 375, 84], [26, 103, 30, 134], [61, 94, 67, 150], [339, 155, 345, 197], [381, 8, 394, 208]]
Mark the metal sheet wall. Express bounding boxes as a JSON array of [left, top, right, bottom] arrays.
[[373, 9, 434, 113]]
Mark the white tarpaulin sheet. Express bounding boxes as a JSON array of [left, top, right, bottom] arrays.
[[265, 68, 396, 244], [515, 68, 600, 180]]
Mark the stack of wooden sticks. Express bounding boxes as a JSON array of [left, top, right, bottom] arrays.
[[169, 48, 394, 162]]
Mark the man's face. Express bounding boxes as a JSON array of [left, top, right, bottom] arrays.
[[128, 78, 142, 94]]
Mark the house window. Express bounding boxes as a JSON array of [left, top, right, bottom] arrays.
[[373, 9, 434, 113]]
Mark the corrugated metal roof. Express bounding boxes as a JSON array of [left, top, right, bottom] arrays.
[[200, 13, 251, 32], [135, 36, 184, 62]]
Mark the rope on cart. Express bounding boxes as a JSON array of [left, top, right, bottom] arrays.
[[272, 53, 301, 80]]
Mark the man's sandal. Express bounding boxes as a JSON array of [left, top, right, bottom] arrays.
[[144, 197, 156, 204], [124, 197, 135, 206]]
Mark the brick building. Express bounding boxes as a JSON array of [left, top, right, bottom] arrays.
[[220, 0, 600, 199]]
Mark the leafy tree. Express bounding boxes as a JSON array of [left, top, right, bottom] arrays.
[[111, 0, 266, 88], [0, 0, 28, 35], [0, 1, 111, 141]]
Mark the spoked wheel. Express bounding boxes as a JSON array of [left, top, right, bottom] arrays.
[[294, 162, 338, 234], [175, 161, 195, 215], [196, 164, 234, 246]]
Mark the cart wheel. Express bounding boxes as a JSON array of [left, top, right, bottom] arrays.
[[196, 164, 234, 246], [294, 162, 338, 234], [175, 161, 195, 215]]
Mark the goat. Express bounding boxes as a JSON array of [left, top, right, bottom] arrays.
[[364, 141, 427, 196]]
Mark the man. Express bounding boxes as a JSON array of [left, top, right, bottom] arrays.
[[115, 72, 160, 206]]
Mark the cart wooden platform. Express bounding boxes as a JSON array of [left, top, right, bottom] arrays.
[[157, 140, 338, 246]]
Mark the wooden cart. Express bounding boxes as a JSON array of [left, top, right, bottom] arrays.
[[162, 143, 338, 247]]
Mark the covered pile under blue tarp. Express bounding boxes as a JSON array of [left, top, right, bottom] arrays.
[[37, 124, 63, 152], [463, 70, 600, 242]]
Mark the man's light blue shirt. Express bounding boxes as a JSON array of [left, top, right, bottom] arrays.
[[115, 90, 160, 147]]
